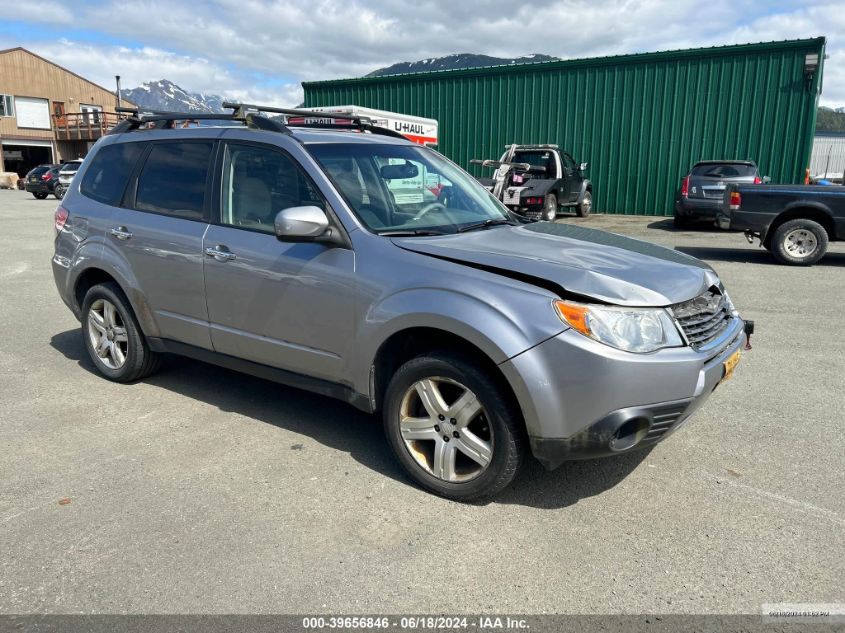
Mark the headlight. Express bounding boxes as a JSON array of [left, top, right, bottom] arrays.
[[554, 300, 684, 353]]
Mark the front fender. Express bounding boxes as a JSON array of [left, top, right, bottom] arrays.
[[352, 286, 567, 396], [576, 180, 592, 204]]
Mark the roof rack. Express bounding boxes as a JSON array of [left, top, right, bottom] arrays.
[[222, 102, 409, 140], [107, 102, 410, 142]]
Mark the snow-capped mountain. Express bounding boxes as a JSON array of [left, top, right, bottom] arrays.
[[368, 53, 558, 77], [120, 79, 226, 114]]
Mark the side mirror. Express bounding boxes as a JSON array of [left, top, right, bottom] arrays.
[[579, 162, 589, 171], [763, 176, 771, 184], [274, 206, 332, 242]]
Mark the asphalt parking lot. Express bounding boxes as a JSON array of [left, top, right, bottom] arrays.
[[1, 188, 843, 615]]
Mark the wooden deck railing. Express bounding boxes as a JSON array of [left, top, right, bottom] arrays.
[[52, 112, 128, 141]]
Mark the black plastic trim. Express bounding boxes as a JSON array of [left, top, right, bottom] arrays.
[[147, 338, 372, 413]]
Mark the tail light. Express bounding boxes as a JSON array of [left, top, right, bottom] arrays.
[[54, 205, 69, 233], [680, 175, 690, 198], [525, 196, 544, 205], [753, 176, 762, 184], [729, 191, 741, 210], [42, 172, 53, 181]]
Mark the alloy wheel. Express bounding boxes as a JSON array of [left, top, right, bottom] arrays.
[[86, 298, 129, 369], [398, 377, 493, 483]]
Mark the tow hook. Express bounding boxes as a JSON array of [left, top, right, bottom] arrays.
[[743, 320, 754, 351]]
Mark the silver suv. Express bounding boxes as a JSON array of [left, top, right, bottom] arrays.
[[52, 106, 748, 500]]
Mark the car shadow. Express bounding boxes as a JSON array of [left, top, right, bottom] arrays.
[[647, 218, 728, 233], [50, 328, 647, 509], [677, 246, 845, 267]]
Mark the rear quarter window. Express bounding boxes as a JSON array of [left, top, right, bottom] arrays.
[[80, 143, 144, 206]]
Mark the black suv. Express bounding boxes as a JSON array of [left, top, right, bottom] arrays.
[[675, 160, 766, 227], [23, 164, 60, 199]]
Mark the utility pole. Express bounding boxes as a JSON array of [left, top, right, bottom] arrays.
[[115, 76, 122, 109]]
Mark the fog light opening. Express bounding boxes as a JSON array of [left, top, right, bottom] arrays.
[[609, 417, 650, 451]]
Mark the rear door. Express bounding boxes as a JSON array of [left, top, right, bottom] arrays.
[[202, 139, 356, 382], [108, 140, 215, 349]]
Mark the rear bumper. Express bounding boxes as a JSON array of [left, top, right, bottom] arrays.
[[25, 182, 52, 194], [500, 317, 747, 469], [675, 197, 721, 219]]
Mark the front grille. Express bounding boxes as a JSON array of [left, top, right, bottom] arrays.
[[671, 289, 732, 349]]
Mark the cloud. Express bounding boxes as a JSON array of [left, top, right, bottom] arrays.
[[5, 0, 844, 107]]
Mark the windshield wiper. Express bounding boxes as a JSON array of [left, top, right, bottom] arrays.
[[378, 229, 453, 237], [456, 218, 517, 233]]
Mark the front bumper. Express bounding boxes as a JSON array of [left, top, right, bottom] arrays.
[[500, 317, 747, 469]]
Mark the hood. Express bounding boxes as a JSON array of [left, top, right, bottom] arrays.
[[392, 222, 719, 306]]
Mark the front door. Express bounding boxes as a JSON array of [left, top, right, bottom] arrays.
[[110, 140, 214, 349], [562, 152, 581, 203], [203, 141, 356, 382]]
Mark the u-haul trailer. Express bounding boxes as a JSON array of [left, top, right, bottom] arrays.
[[289, 106, 438, 146]]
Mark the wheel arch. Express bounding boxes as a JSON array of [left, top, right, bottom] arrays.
[[763, 205, 834, 248], [370, 326, 524, 425], [71, 263, 160, 337]]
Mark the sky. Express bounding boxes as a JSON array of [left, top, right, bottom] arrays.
[[3, 0, 843, 108]]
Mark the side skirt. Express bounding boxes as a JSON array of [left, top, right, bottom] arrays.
[[147, 337, 373, 413]]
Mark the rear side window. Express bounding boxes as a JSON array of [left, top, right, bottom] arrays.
[[135, 142, 213, 220], [80, 143, 144, 206], [691, 163, 757, 178]]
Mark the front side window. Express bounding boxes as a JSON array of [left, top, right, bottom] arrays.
[[135, 142, 213, 220], [221, 143, 326, 233], [81, 142, 144, 206], [308, 143, 511, 234]]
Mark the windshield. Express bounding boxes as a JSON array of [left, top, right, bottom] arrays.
[[307, 143, 513, 234]]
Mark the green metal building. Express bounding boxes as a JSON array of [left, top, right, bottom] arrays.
[[303, 38, 826, 215]]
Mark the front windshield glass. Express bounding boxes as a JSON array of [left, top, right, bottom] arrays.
[[307, 142, 513, 234]]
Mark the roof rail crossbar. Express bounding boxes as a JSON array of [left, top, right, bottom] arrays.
[[505, 144, 559, 150], [222, 102, 410, 141]]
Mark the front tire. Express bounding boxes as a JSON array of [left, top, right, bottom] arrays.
[[54, 184, 65, 200], [541, 193, 558, 221], [771, 219, 828, 266], [576, 191, 592, 217], [81, 283, 162, 382], [33, 192, 48, 200], [383, 353, 524, 501]]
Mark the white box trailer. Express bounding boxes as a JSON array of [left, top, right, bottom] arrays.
[[289, 105, 438, 146]]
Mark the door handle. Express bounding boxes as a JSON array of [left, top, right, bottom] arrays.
[[109, 226, 132, 240], [204, 246, 237, 262]]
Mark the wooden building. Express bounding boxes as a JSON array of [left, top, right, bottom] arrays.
[[0, 47, 134, 176]]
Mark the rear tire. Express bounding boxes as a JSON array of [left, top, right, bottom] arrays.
[[33, 192, 48, 200], [576, 191, 592, 217], [770, 219, 828, 266], [81, 282, 162, 382], [383, 352, 524, 501], [54, 184, 65, 200], [541, 193, 558, 221]]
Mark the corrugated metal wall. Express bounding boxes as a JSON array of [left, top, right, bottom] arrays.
[[303, 38, 825, 215], [810, 134, 845, 179]]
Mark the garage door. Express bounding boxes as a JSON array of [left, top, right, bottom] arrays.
[[15, 97, 51, 129]]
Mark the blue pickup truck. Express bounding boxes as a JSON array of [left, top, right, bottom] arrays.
[[719, 184, 845, 265]]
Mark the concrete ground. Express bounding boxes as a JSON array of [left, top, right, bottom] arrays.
[[1, 189, 843, 615]]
